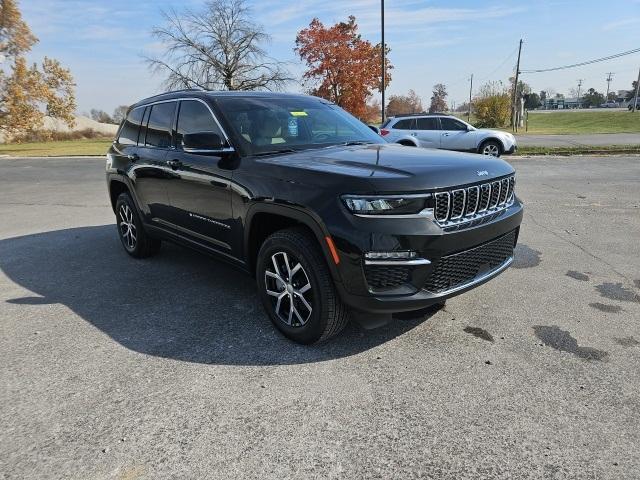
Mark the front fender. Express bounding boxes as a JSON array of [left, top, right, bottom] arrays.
[[244, 202, 343, 284]]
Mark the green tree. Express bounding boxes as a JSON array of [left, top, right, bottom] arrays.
[[525, 92, 540, 109], [583, 88, 605, 107]]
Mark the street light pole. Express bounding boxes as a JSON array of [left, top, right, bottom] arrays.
[[381, 0, 385, 123]]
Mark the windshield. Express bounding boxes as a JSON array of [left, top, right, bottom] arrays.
[[214, 96, 385, 156]]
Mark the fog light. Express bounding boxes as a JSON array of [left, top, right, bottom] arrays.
[[364, 251, 418, 260]]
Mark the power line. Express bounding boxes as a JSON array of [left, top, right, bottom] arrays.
[[476, 45, 519, 83], [520, 47, 640, 73]]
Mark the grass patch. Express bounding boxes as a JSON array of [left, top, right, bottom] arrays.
[[0, 139, 112, 157], [516, 144, 640, 156], [454, 110, 640, 135], [524, 111, 640, 134]]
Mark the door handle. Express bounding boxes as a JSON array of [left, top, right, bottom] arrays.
[[442, 133, 450, 136], [411, 132, 417, 136], [166, 159, 182, 170], [127, 153, 139, 161]]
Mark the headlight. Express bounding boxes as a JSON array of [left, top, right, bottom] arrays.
[[342, 194, 432, 215]]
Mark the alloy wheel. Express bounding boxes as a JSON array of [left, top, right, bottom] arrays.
[[482, 143, 500, 156], [118, 204, 137, 250], [264, 251, 313, 327]]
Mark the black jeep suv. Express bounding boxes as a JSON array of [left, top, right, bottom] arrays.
[[106, 90, 523, 344]]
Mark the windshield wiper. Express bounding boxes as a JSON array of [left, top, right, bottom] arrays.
[[251, 148, 299, 157], [342, 141, 376, 146]]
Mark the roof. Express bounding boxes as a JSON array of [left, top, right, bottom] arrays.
[[131, 89, 316, 108]]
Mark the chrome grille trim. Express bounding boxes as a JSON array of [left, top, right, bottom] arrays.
[[434, 192, 450, 222], [450, 189, 466, 220], [465, 186, 479, 216], [433, 174, 516, 227], [478, 184, 490, 212]]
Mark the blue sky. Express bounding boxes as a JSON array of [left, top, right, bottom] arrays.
[[22, 0, 640, 114]]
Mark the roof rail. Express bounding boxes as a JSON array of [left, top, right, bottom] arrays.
[[391, 112, 453, 118]]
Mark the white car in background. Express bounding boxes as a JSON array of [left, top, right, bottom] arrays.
[[380, 113, 517, 157]]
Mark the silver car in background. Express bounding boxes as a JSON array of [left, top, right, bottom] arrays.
[[380, 113, 517, 157]]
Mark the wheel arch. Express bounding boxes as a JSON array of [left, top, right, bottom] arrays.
[[396, 137, 418, 147], [244, 203, 341, 282], [477, 137, 505, 153], [108, 178, 131, 212]]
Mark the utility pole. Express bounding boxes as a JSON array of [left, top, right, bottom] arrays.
[[605, 72, 614, 100], [380, 0, 386, 123], [577, 79, 583, 108], [633, 66, 640, 113], [468, 73, 473, 122], [511, 39, 523, 131]]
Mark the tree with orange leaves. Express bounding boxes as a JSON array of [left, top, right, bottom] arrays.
[[295, 16, 391, 120]]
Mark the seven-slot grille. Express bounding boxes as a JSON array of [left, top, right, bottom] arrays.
[[434, 175, 515, 225], [423, 230, 516, 294]]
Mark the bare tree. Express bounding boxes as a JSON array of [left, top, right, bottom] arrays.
[[146, 0, 291, 91]]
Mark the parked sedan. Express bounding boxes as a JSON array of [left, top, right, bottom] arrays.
[[380, 114, 517, 157]]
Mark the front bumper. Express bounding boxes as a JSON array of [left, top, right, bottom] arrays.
[[330, 198, 523, 315], [504, 144, 517, 154]]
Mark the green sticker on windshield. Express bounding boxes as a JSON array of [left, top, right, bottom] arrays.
[[290, 111, 308, 117]]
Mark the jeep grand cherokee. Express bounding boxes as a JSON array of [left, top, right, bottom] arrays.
[[106, 90, 523, 344]]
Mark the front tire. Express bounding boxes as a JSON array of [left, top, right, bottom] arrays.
[[115, 192, 161, 258], [256, 227, 349, 344], [480, 140, 502, 157]]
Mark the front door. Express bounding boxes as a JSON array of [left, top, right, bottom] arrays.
[[439, 117, 475, 151], [162, 99, 234, 254]]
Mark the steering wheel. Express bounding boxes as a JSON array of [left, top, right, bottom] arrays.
[[312, 132, 332, 142]]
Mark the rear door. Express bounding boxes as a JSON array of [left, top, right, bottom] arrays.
[[389, 118, 416, 143], [133, 101, 176, 222], [162, 99, 234, 254], [415, 117, 441, 148], [112, 106, 144, 167], [439, 117, 475, 151]]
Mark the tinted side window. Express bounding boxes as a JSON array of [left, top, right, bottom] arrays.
[[145, 102, 176, 148], [176, 100, 223, 146], [440, 118, 467, 131], [117, 107, 145, 145], [416, 118, 439, 130], [393, 118, 415, 130]]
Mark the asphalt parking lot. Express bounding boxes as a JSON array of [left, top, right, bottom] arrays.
[[1, 155, 639, 479]]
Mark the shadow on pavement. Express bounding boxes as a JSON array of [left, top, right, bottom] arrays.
[[0, 225, 431, 366]]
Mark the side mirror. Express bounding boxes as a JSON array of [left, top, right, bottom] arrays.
[[182, 132, 233, 153], [368, 125, 381, 135]]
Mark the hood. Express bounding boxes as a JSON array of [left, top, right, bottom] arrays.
[[478, 128, 515, 140], [258, 143, 514, 192]]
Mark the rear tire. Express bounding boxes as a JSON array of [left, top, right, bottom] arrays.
[[256, 227, 349, 344], [398, 140, 417, 147], [115, 192, 161, 258]]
